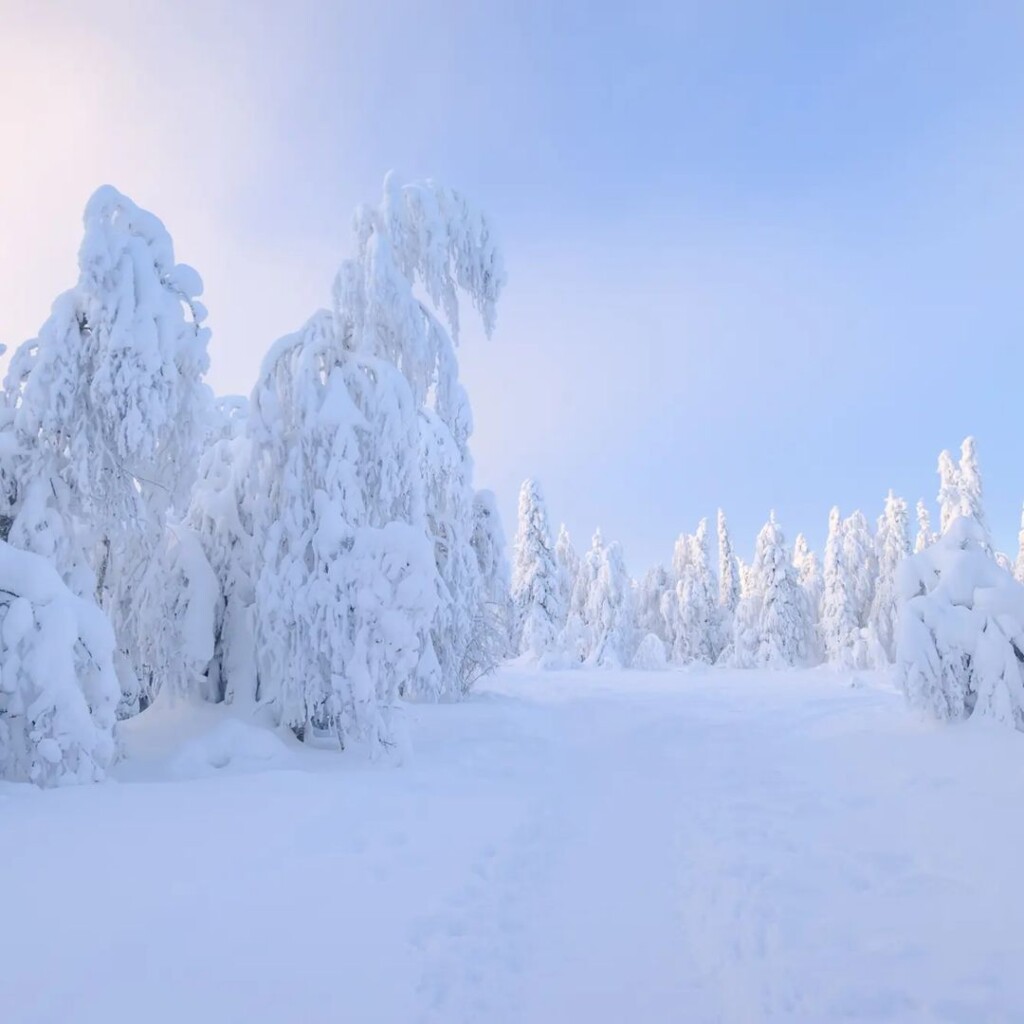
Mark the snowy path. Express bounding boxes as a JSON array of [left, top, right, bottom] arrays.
[[5, 667, 1024, 1023]]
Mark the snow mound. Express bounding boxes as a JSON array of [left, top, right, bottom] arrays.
[[116, 696, 295, 782], [632, 632, 668, 670]]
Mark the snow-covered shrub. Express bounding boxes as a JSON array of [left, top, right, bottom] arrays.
[[0, 542, 118, 786], [896, 517, 1024, 728]]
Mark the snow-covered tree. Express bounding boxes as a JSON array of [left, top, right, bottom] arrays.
[[636, 565, 671, 643], [792, 533, 823, 617], [554, 524, 579, 632], [563, 528, 603, 662], [897, 517, 1024, 728], [937, 449, 961, 536], [1014, 503, 1024, 585], [470, 489, 512, 661], [914, 500, 934, 554], [842, 510, 876, 629], [186, 404, 258, 705], [0, 541, 119, 786], [729, 551, 762, 669], [755, 514, 813, 668], [6, 186, 214, 713], [671, 532, 690, 582], [674, 519, 720, 663], [717, 509, 739, 614], [585, 540, 634, 668], [245, 175, 505, 742], [248, 311, 439, 747], [820, 508, 862, 667], [957, 435, 989, 547], [792, 532, 823, 662], [511, 479, 562, 658], [867, 491, 911, 664]]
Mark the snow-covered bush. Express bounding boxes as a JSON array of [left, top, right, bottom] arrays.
[[897, 518, 1024, 728], [0, 542, 119, 786]]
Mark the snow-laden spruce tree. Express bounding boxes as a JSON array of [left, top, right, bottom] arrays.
[[867, 491, 911, 664], [6, 186, 214, 713], [937, 449, 961, 536], [792, 533, 823, 619], [470, 489, 513, 660], [1014, 503, 1024, 585], [671, 532, 691, 583], [511, 479, 562, 658], [820, 507, 863, 667], [0, 541, 119, 786], [842, 510, 876, 630], [729, 554, 763, 668], [554, 524, 580, 633], [674, 520, 720, 663], [585, 540, 634, 668], [914, 500, 934, 553], [957, 436, 990, 549], [756, 514, 813, 668], [717, 509, 740, 615], [792, 532, 823, 663], [563, 529, 603, 662], [897, 517, 1024, 728]]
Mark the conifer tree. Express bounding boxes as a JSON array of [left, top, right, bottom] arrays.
[[842, 511, 876, 630], [554, 524, 580, 632], [586, 541, 634, 668], [820, 508, 862, 667], [717, 508, 740, 614], [914, 500, 934, 553], [868, 491, 911, 664], [937, 450, 961, 536], [958, 435, 990, 548], [756, 514, 813, 668], [511, 479, 562, 658]]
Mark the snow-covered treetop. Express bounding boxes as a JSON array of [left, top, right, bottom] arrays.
[[12, 184, 213, 517], [332, 174, 506, 406]]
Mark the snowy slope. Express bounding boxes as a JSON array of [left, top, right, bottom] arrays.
[[4, 666, 1024, 1023]]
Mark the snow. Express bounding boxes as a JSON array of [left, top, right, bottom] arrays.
[[5, 665, 1024, 1022]]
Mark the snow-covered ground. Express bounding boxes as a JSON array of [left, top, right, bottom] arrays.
[[5, 665, 1024, 1023]]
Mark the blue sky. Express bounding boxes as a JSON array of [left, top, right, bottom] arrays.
[[2, 1, 1024, 569]]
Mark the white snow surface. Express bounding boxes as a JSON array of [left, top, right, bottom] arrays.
[[5, 665, 1024, 1023]]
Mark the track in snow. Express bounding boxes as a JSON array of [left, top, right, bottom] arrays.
[[4, 666, 1024, 1023]]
